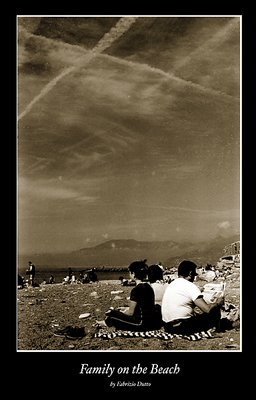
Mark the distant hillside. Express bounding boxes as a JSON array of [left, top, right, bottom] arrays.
[[68, 239, 194, 267], [165, 234, 240, 267], [18, 235, 239, 270]]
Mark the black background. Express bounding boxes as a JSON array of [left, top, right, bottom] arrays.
[[9, 2, 248, 394]]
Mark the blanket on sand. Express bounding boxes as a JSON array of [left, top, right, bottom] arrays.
[[94, 302, 239, 341], [94, 328, 215, 341]]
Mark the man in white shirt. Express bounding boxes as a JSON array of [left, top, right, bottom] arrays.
[[161, 260, 224, 334]]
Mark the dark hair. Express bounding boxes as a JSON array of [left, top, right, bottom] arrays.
[[178, 260, 198, 277], [148, 264, 164, 283], [128, 260, 148, 281]]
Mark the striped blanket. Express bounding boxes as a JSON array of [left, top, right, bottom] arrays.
[[94, 328, 215, 341]]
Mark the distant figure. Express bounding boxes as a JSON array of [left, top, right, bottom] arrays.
[[158, 262, 164, 272], [163, 274, 174, 284], [119, 276, 136, 286], [82, 272, 90, 284], [88, 268, 98, 282], [18, 274, 24, 289], [198, 264, 216, 282], [27, 261, 36, 287], [48, 275, 54, 284], [71, 273, 76, 284], [63, 276, 70, 285], [68, 268, 73, 280]]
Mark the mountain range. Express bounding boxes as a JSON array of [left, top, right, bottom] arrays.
[[18, 234, 240, 270]]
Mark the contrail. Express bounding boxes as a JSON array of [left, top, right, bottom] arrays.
[[173, 18, 240, 71], [18, 17, 138, 122], [18, 65, 76, 121], [95, 200, 240, 215], [100, 52, 239, 101]]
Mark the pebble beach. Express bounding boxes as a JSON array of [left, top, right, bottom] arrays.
[[17, 273, 240, 351]]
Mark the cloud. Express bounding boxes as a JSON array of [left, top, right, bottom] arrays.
[[18, 17, 42, 34], [17, 17, 240, 253], [18, 177, 99, 203], [217, 221, 231, 230], [24, 183, 78, 200], [18, 26, 88, 72], [100, 52, 238, 102]]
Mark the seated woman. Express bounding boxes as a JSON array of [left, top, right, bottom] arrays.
[[148, 264, 169, 327], [96, 260, 161, 331], [148, 264, 169, 306]]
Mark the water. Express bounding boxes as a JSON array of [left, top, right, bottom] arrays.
[[18, 267, 130, 284]]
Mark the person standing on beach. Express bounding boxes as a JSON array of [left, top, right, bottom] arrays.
[[68, 267, 73, 281], [95, 260, 162, 331], [27, 261, 36, 287]]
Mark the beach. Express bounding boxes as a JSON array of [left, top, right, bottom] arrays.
[[17, 276, 240, 351]]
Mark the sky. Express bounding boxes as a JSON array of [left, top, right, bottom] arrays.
[[17, 16, 241, 254]]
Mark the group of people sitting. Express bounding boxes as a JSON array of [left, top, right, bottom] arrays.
[[96, 259, 237, 335], [63, 268, 98, 285]]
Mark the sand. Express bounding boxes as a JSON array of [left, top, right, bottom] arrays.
[[17, 277, 240, 351]]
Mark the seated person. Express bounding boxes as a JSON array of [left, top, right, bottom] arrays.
[[62, 276, 70, 284], [148, 264, 169, 328], [82, 273, 90, 284], [96, 260, 161, 331], [161, 260, 225, 335], [88, 268, 98, 282], [119, 276, 136, 286], [148, 264, 169, 306], [18, 274, 24, 289]]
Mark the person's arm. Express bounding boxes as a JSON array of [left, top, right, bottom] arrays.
[[121, 300, 137, 316], [194, 296, 224, 313]]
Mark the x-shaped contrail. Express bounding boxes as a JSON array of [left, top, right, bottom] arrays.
[[18, 17, 138, 122]]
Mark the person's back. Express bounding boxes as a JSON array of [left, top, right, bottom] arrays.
[[162, 260, 225, 335], [148, 264, 168, 306], [89, 269, 98, 282], [129, 281, 155, 326], [161, 277, 200, 323], [151, 281, 169, 306]]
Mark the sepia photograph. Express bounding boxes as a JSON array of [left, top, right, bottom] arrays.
[[17, 14, 241, 361]]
